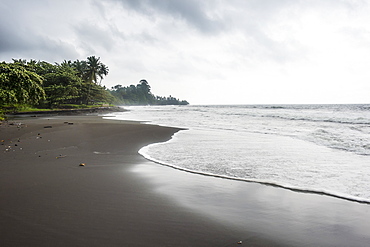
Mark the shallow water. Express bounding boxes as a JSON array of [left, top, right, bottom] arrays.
[[131, 161, 370, 247], [105, 104, 370, 202]]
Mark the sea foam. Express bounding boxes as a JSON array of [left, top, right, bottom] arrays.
[[105, 104, 370, 203]]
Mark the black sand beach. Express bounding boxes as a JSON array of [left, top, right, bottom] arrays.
[[1, 115, 370, 246]]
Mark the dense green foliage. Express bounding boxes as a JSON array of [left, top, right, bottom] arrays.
[[0, 56, 188, 117], [110, 80, 189, 105], [1, 57, 112, 109], [0, 62, 45, 106]]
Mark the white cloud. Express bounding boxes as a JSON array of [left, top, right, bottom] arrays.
[[1, 0, 370, 104]]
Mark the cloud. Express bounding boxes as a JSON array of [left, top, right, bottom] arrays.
[[0, 21, 29, 53], [109, 0, 226, 33], [0, 19, 78, 62], [0, 1, 37, 53], [1, 0, 370, 104], [0, 0, 81, 61], [74, 23, 117, 52]]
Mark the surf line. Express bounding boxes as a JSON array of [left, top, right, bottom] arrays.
[[138, 149, 370, 205]]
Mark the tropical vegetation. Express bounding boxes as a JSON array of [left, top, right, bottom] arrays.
[[0, 56, 188, 119], [0, 62, 45, 106], [109, 80, 189, 105]]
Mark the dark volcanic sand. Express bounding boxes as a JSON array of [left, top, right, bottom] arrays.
[[1, 115, 369, 247], [0, 116, 266, 247]]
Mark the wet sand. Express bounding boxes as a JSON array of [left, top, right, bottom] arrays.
[[1, 115, 369, 246]]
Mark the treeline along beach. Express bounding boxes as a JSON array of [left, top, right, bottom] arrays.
[[0, 57, 188, 119]]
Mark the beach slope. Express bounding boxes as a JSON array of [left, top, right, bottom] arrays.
[[0, 116, 264, 247], [2, 115, 369, 247]]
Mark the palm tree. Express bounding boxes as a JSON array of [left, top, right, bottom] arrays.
[[84, 56, 109, 104], [12, 59, 27, 65], [72, 60, 87, 79], [98, 64, 109, 85], [60, 60, 73, 68], [86, 56, 101, 84]]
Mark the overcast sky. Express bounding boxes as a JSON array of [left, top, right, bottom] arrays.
[[1, 0, 370, 104]]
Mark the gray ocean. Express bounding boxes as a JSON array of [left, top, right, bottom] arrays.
[[105, 104, 370, 203]]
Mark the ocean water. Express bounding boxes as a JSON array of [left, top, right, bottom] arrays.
[[104, 104, 370, 203]]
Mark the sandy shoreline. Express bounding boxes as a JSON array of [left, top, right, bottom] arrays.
[[1, 115, 370, 246]]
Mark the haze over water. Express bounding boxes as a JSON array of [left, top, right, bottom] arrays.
[[105, 104, 370, 203]]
